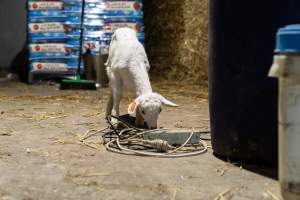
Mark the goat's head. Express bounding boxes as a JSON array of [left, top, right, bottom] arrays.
[[128, 93, 178, 129]]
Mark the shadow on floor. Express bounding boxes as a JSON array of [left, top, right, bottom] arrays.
[[214, 154, 278, 180], [242, 164, 278, 180]]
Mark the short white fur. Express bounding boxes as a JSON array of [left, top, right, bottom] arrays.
[[105, 27, 178, 129]]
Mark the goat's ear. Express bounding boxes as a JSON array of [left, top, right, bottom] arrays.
[[158, 94, 179, 107], [128, 100, 138, 117]]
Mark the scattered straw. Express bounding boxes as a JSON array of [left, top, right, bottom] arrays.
[[52, 138, 80, 145], [171, 188, 177, 200], [65, 172, 104, 190], [51, 127, 105, 150], [80, 172, 110, 177], [0, 152, 11, 159], [13, 110, 68, 121], [217, 167, 229, 177], [214, 188, 235, 200], [0, 94, 101, 102], [80, 140, 102, 150], [79, 128, 108, 141], [0, 128, 13, 136], [263, 190, 281, 200], [216, 159, 243, 176], [82, 112, 105, 118], [74, 122, 99, 126]]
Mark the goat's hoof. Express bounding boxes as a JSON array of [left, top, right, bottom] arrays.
[[111, 118, 119, 126]]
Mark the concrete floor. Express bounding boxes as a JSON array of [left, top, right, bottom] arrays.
[[0, 81, 281, 200]]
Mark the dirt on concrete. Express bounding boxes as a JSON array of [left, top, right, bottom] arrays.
[[0, 81, 280, 200]]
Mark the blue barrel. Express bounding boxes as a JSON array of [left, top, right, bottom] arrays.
[[208, 0, 300, 165]]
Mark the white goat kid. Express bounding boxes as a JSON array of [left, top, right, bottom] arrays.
[[105, 27, 178, 129]]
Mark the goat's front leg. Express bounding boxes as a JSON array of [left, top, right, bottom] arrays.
[[110, 83, 123, 125], [106, 91, 113, 118]]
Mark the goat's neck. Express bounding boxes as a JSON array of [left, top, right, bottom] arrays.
[[134, 73, 153, 96], [136, 84, 152, 96]]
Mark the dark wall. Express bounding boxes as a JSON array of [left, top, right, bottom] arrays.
[[0, 0, 27, 69]]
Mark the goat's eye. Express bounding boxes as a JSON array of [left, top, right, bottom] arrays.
[[141, 110, 146, 115]]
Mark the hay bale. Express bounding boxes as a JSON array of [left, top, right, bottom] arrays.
[[144, 0, 208, 86]]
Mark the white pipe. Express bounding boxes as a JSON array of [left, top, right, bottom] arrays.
[[269, 55, 300, 200]]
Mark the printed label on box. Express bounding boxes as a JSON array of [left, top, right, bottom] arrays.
[[28, 2, 64, 10], [32, 62, 68, 71], [29, 22, 65, 33], [104, 1, 140, 12], [31, 44, 66, 53]]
